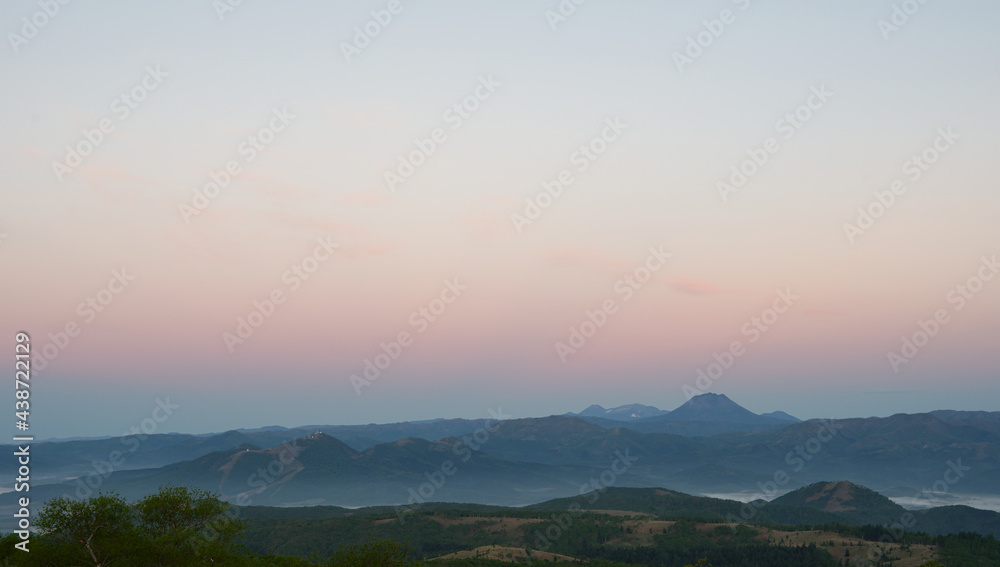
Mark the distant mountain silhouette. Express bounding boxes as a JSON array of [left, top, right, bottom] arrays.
[[4, 394, 998, 526], [761, 410, 801, 422], [576, 393, 793, 436], [516, 395, 796, 436], [572, 403, 669, 421], [660, 393, 766, 423], [930, 409, 1000, 436]]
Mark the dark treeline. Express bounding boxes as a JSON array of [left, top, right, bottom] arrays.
[[818, 523, 1000, 566], [3, 486, 997, 566]]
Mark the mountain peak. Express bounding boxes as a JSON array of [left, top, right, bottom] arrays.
[[691, 392, 732, 401], [667, 393, 762, 423], [771, 481, 905, 524], [761, 410, 801, 422], [577, 404, 607, 416], [287, 431, 358, 457]]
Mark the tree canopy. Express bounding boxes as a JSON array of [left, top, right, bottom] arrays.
[[0, 486, 414, 567]]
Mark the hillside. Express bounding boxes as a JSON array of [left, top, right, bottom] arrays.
[[771, 480, 908, 525], [231, 487, 1000, 565], [0, 432, 606, 510], [4, 395, 998, 526]]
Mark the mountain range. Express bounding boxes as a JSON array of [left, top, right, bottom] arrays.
[[226, 480, 1000, 539], [570, 393, 804, 436], [3, 393, 998, 537]]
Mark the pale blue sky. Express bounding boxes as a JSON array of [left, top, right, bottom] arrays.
[[1, 0, 998, 437]]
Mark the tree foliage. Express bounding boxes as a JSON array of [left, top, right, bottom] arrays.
[[0, 486, 416, 567]]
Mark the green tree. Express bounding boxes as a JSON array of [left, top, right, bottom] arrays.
[[16, 488, 421, 566], [135, 485, 245, 564], [35, 493, 133, 566], [30, 486, 246, 566], [325, 538, 411, 567]]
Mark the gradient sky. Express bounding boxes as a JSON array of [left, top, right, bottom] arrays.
[[1, 0, 998, 439]]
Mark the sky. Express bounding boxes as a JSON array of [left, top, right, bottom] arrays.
[[1, 0, 998, 439]]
